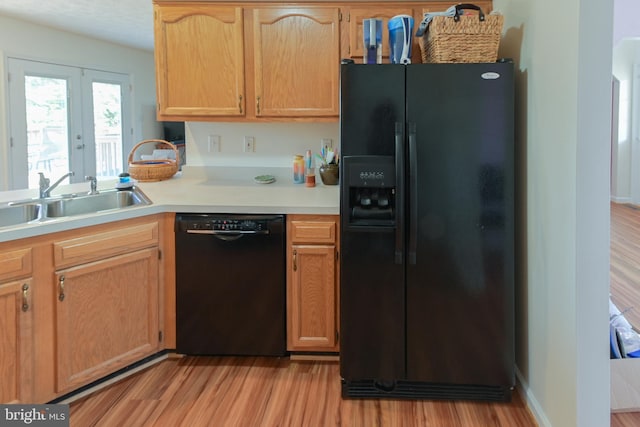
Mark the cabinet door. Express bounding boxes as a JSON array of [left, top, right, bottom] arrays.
[[348, 7, 414, 61], [0, 279, 34, 403], [154, 5, 245, 119], [252, 7, 340, 117], [54, 248, 159, 393], [288, 244, 337, 351]]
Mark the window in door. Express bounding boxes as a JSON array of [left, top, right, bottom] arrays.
[[7, 58, 132, 190], [23, 74, 71, 189]]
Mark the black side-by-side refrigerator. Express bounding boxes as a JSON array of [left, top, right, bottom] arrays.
[[339, 61, 515, 401]]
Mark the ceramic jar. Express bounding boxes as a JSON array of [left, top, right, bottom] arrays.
[[319, 164, 339, 185]]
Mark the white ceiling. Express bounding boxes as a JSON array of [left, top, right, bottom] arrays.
[[0, 0, 154, 52]]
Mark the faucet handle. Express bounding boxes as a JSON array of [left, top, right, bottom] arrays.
[[85, 176, 99, 195], [38, 172, 50, 188]]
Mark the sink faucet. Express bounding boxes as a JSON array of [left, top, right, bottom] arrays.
[[38, 171, 75, 198], [85, 176, 99, 195]]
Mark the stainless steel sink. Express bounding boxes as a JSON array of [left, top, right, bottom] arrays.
[[0, 203, 40, 228], [44, 188, 152, 218], [0, 187, 152, 228]]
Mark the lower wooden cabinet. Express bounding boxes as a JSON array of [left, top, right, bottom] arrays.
[[0, 215, 168, 402], [0, 278, 34, 403], [54, 248, 159, 393], [287, 215, 339, 353]]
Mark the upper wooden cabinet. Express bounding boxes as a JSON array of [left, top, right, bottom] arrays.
[[153, 1, 494, 122], [154, 2, 341, 121], [154, 5, 246, 120], [252, 7, 340, 118]]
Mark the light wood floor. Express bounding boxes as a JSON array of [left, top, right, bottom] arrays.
[[69, 356, 537, 427], [610, 202, 640, 330], [611, 202, 640, 427], [67, 202, 640, 427]]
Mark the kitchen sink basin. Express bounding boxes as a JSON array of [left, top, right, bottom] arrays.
[[44, 188, 152, 218], [0, 203, 40, 228], [0, 187, 152, 228]]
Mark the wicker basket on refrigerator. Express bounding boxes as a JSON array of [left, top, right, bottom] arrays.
[[418, 4, 503, 63]]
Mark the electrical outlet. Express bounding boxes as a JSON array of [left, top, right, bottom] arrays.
[[321, 138, 333, 150], [208, 135, 221, 152], [243, 136, 255, 153]]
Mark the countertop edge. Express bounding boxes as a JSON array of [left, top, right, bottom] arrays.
[[0, 167, 340, 242], [0, 201, 339, 243]]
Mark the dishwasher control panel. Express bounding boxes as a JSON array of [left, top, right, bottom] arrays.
[[175, 213, 283, 233]]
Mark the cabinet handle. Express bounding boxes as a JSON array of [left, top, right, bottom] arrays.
[[239, 95, 243, 114], [22, 283, 29, 312], [256, 96, 261, 115], [293, 249, 297, 271], [58, 275, 65, 302]]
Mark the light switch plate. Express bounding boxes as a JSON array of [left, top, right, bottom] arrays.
[[208, 135, 221, 152], [243, 136, 255, 153]]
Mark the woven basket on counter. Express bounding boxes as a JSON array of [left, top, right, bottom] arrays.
[[418, 4, 503, 63], [127, 139, 179, 182]]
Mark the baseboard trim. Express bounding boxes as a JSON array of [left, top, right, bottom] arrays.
[[290, 354, 339, 362], [611, 196, 631, 203], [51, 351, 169, 405], [515, 366, 552, 427]]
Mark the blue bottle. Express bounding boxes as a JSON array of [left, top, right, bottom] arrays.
[[363, 19, 382, 64]]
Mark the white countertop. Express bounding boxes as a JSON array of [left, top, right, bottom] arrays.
[[0, 166, 339, 242]]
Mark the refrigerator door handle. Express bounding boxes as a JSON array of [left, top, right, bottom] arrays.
[[408, 122, 418, 265], [395, 122, 404, 264]]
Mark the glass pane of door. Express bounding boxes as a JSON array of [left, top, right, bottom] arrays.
[[92, 82, 123, 179], [25, 76, 71, 188]]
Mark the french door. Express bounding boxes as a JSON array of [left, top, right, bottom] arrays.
[[7, 58, 131, 190]]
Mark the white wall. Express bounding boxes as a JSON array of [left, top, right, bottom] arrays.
[[494, 0, 612, 426], [0, 14, 160, 190], [614, 0, 640, 46], [610, 1, 640, 202], [185, 122, 339, 168]]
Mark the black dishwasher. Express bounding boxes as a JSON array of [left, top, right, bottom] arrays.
[[175, 213, 286, 356]]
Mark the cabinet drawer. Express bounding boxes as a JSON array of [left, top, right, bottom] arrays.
[[289, 220, 336, 244], [0, 248, 32, 282], [54, 223, 159, 269]]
